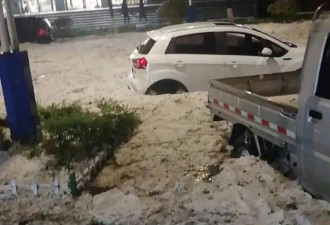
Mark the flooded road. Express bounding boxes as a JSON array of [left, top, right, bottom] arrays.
[[87, 93, 230, 200]]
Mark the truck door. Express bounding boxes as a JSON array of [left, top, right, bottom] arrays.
[[297, 32, 330, 201]]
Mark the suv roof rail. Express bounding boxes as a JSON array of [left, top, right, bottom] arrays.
[[313, 3, 330, 22], [213, 22, 235, 26]]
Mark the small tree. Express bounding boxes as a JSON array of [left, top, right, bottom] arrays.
[[226, 0, 234, 23], [267, 0, 296, 19], [158, 0, 188, 25], [107, 0, 116, 34], [36, 0, 41, 12]]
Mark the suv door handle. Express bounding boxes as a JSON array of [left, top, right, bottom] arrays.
[[177, 61, 183, 63], [309, 110, 322, 120], [176, 61, 184, 67], [228, 61, 238, 68]]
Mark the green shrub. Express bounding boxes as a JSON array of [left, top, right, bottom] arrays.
[[20, 144, 42, 159], [267, 0, 296, 19], [38, 100, 140, 168], [158, 0, 188, 25], [0, 127, 11, 151]]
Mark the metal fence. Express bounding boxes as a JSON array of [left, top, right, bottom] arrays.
[[0, 179, 68, 197], [194, 0, 254, 21], [14, 0, 254, 30], [30, 4, 162, 29], [0, 151, 109, 197]]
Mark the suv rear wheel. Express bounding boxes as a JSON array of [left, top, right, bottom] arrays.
[[146, 80, 188, 95]]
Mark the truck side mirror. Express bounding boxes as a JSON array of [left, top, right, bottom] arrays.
[[261, 47, 273, 57]]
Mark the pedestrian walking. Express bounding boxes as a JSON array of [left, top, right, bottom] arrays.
[[24, 0, 31, 14], [122, 0, 130, 24], [139, 0, 147, 21]]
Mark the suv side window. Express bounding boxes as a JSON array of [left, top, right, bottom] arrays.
[[269, 42, 288, 57], [316, 34, 330, 99], [224, 32, 264, 56], [166, 32, 215, 54], [223, 32, 288, 57], [246, 35, 264, 56], [225, 33, 246, 55], [215, 32, 226, 54]]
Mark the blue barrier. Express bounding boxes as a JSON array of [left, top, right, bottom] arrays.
[[0, 51, 38, 143]]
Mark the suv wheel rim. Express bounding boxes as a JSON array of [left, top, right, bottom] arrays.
[[176, 86, 186, 94], [148, 90, 158, 95], [241, 149, 250, 157]]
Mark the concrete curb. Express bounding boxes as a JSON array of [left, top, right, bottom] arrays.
[[74, 150, 108, 192]]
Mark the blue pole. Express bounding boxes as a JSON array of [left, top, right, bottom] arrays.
[[0, 0, 38, 143], [187, 5, 196, 22], [0, 52, 38, 143]]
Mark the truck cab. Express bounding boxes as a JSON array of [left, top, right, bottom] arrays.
[[296, 9, 330, 200]]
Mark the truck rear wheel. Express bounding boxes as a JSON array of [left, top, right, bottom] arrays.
[[230, 133, 259, 158]]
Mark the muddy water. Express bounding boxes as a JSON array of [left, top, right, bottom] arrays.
[[87, 160, 225, 197], [83, 93, 230, 198], [189, 163, 223, 183], [85, 186, 115, 196]]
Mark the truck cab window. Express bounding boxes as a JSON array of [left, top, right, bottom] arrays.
[[316, 35, 330, 100]]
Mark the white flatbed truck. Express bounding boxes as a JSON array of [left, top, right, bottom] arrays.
[[208, 6, 330, 201]]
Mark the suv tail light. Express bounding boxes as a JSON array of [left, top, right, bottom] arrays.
[[132, 57, 148, 69], [38, 28, 46, 37]]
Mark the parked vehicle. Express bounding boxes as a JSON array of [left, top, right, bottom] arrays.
[[128, 22, 304, 95], [14, 16, 53, 44], [208, 8, 330, 201]]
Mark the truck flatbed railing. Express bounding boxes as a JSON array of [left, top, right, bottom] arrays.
[[209, 70, 300, 116]]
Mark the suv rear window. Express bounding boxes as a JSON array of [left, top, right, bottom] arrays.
[[137, 38, 156, 54], [166, 32, 215, 54]]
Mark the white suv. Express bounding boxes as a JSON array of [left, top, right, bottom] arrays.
[[128, 22, 305, 95]]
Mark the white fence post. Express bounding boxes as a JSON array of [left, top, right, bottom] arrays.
[[0, 178, 68, 197], [31, 180, 38, 196], [11, 180, 17, 195], [53, 178, 60, 196]]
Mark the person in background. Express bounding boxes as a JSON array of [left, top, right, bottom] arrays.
[[122, 0, 130, 24], [24, 0, 31, 14], [186, 3, 196, 23], [139, 0, 147, 21]]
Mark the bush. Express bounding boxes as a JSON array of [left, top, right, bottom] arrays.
[[158, 0, 188, 25], [0, 127, 12, 151], [267, 0, 296, 19], [38, 100, 140, 168]]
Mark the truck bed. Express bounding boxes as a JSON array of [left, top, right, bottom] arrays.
[[267, 94, 298, 108], [209, 70, 300, 146]]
